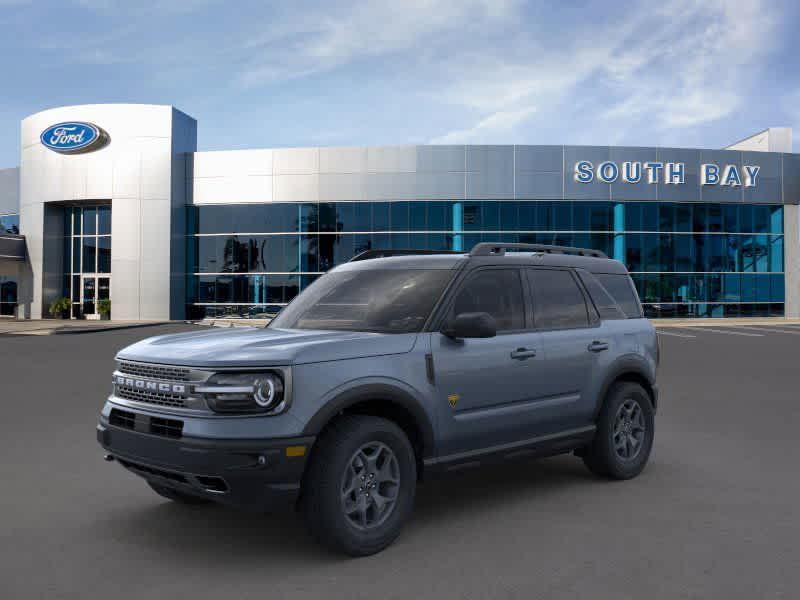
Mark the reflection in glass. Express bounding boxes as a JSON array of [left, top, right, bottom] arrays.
[[187, 201, 785, 318]]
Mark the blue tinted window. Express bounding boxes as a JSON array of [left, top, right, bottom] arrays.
[[98, 206, 111, 235], [83, 207, 96, 236], [373, 203, 390, 230], [409, 203, 426, 230], [391, 202, 409, 231], [0, 214, 19, 234]]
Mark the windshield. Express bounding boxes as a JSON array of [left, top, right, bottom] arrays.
[[269, 268, 454, 333]]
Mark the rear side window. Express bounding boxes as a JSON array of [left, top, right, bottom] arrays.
[[450, 269, 525, 331], [594, 273, 643, 318], [577, 270, 626, 320], [527, 269, 589, 330]]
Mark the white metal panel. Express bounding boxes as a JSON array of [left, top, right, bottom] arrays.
[[367, 146, 417, 173], [193, 149, 273, 177], [319, 147, 368, 173], [193, 175, 273, 204], [273, 174, 320, 202], [318, 173, 366, 201], [273, 148, 319, 175]]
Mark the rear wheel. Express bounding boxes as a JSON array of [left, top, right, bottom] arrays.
[[302, 415, 417, 556], [583, 382, 654, 479], [148, 481, 210, 505]]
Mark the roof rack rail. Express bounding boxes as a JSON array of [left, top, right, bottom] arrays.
[[349, 249, 464, 262], [469, 242, 608, 259]]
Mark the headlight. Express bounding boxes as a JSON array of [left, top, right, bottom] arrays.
[[196, 372, 286, 415]]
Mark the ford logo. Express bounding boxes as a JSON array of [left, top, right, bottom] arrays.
[[40, 121, 110, 154]]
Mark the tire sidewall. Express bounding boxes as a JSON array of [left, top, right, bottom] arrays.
[[306, 417, 417, 555], [598, 382, 655, 479]]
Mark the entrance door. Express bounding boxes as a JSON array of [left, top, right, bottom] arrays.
[[79, 276, 110, 317], [82, 276, 96, 316]]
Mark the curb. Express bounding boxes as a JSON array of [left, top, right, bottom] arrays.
[[3, 321, 174, 336]]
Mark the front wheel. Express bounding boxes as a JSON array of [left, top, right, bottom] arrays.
[[583, 382, 654, 479], [301, 415, 417, 556]]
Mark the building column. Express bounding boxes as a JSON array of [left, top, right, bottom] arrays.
[[784, 204, 800, 319], [452, 202, 463, 251], [613, 202, 625, 262]]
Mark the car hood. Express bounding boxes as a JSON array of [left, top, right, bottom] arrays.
[[116, 327, 419, 368]]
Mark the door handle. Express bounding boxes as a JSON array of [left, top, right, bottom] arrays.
[[510, 347, 537, 360], [588, 340, 609, 352]]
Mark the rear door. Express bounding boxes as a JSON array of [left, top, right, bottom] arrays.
[[430, 267, 549, 456], [525, 267, 611, 432]]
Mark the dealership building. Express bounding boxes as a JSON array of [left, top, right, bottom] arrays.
[[0, 103, 798, 320]]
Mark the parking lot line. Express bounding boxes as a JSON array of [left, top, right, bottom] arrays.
[[693, 327, 764, 337], [728, 325, 800, 335], [656, 330, 696, 338]]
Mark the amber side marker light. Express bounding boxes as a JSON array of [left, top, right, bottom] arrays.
[[286, 446, 307, 457]]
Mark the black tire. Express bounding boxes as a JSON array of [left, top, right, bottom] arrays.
[[302, 415, 417, 556], [148, 481, 210, 505], [583, 382, 654, 480]]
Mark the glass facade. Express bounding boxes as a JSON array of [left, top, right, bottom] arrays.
[[0, 214, 19, 234], [187, 201, 784, 319], [63, 206, 111, 318], [0, 275, 16, 316]]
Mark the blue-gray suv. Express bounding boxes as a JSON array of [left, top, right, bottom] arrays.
[[97, 242, 659, 556]]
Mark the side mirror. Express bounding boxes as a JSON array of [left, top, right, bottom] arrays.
[[442, 312, 497, 339]]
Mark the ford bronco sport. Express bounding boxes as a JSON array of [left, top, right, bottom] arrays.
[[97, 242, 658, 556]]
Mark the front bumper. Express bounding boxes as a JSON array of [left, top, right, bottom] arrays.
[[97, 416, 314, 512]]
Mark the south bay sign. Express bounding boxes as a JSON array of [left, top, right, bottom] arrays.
[[574, 160, 760, 187]]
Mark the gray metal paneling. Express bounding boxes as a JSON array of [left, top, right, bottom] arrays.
[[782, 153, 800, 204], [564, 146, 611, 200], [0, 234, 25, 260], [742, 151, 781, 204], [514, 172, 562, 199], [698, 149, 744, 203], [0, 168, 19, 215], [608, 147, 658, 201], [515, 146, 562, 173], [656, 148, 702, 202], [416, 145, 465, 172]]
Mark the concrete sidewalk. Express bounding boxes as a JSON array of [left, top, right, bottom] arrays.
[[651, 317, 800, 327], [0, 319, 174, 336]]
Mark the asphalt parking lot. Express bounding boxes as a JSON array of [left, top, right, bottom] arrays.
[[2, 323, 799, 599]]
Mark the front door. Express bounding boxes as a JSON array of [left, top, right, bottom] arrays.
[[79, 275, 110, 318], [431, 267, 549, 456], [81, 276, 96, 316]]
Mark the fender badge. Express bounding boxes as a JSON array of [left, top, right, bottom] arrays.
[[447, 394, 460, 408]]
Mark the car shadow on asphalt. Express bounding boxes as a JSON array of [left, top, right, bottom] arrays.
[[102, 454, 612, 562]]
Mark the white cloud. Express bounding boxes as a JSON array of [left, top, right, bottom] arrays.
[[428, 0, 778, 144], [430, 106, 536, 143], [237, 0, 520, 87]]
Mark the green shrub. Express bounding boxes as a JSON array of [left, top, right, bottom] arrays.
[[48, 297, 72, 318], [98, 299, 111, 316]]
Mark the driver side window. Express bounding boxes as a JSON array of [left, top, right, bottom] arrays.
[[449, 269, 525, 332]]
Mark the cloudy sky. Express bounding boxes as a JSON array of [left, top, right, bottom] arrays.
[[0, 0, 798, 166]]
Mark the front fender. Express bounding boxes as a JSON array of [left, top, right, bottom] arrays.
[[301, 378, 436, 458]]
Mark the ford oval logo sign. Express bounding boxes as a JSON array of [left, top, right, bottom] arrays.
[[40, 122, 110, 154]]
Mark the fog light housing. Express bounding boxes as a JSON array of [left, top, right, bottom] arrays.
[[198, 372, 286, 415]]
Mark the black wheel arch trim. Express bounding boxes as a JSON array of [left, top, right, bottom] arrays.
[[302, 383, 436, 459], [595, 355, 657, 418]]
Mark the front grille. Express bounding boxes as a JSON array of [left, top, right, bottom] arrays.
[[116, 386, 187, 408], [118, 361, 190, 382], [150, 417, 183, 439], [109, 408, 136, 430]]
